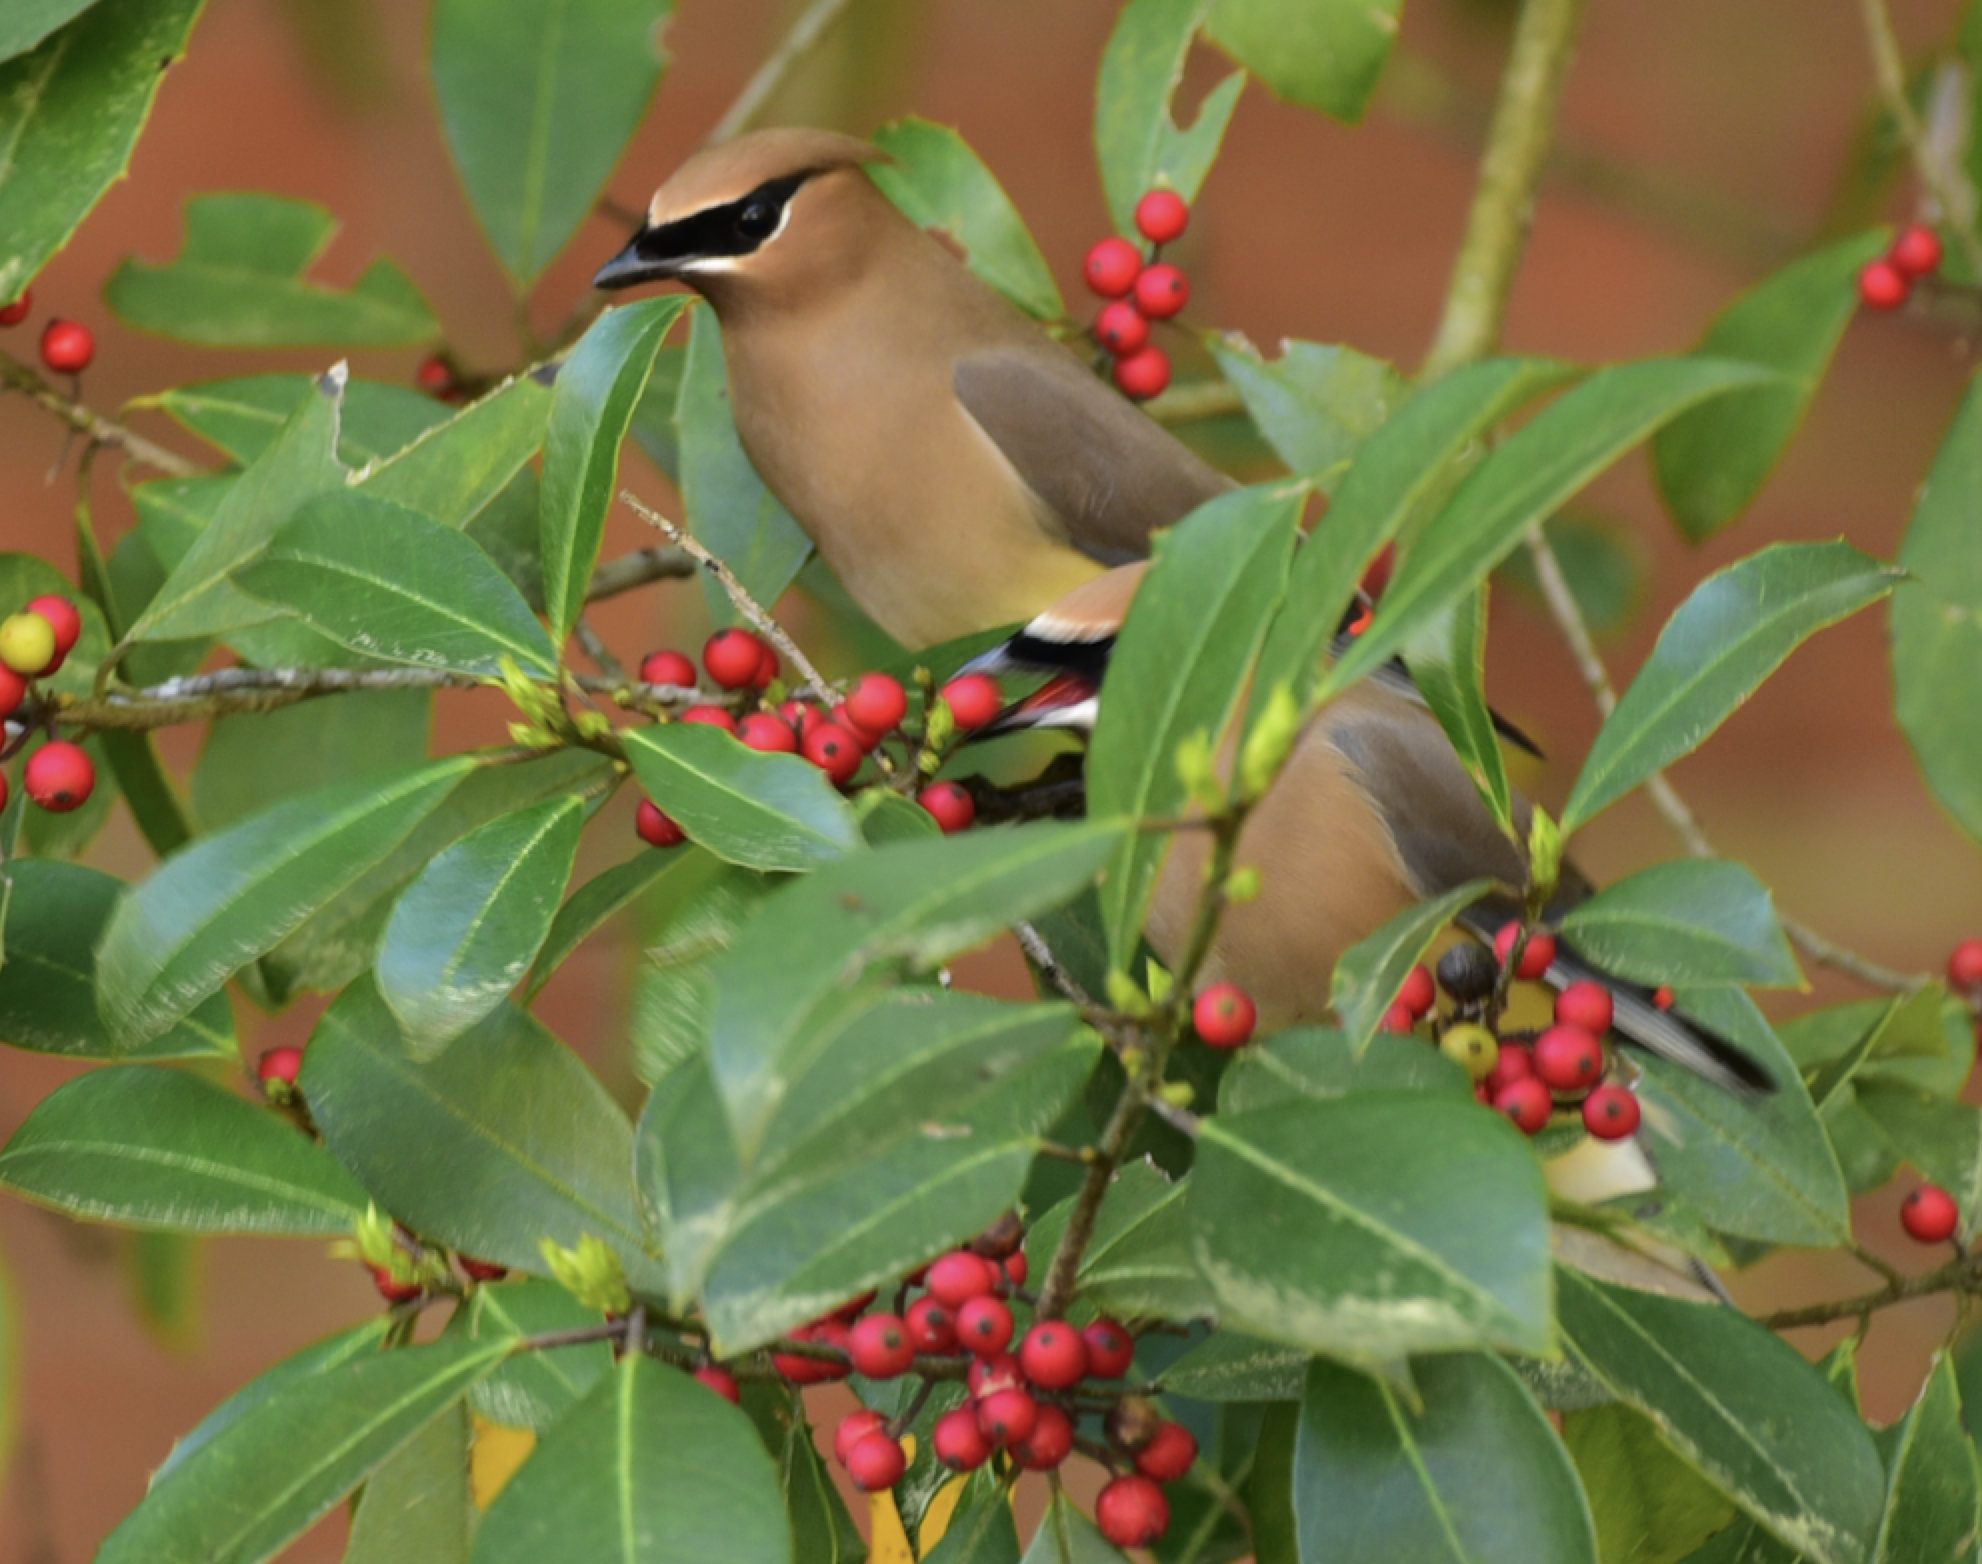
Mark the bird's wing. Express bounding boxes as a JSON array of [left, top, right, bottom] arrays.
[[953, 346, 1233, 565]]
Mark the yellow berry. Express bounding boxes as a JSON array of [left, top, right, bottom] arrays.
[[1440, 1023, 1501, 1081], [0, 612, 56, 676]]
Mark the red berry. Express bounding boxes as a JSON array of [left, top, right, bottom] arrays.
[[1652, 985, 1675, 1011], [24, 741, 93, 813], [830, 703, 886, 751], [1097, 1475, 1170, 1548], [1858, 258, 1909, 311], [1482, 1041, 1534, 1097], [1553, 981, 1613, 1036], [736, 711, 798, 754], [834, 1409, 888, 1465], [829, 1290, 877, 1322], [1493, 922, 1556, 980], [459, 1257, 508, 1282], [975, 1387, 1037, 1449], [1095, 300, 1150, 357], [1084, 236, 1144, 299], [1082, 1318, 1134, 1379], [703, 628, 768, 690], [0, 773, 8, 815], [1946, 938, 1982, 994], [955, 1295, 1014, 1357], [0, 291, 30, 326], [415, 355, 455, 396], [1193, 982, 1256, 1049], [927, 1251, 997, 1307], [1360, 542, 1397, 604], [1012, 1403, 1075, 1471], [1902, 1184, 1960, 1244], [1890, 224, 1943, 279], [939, 673, 1003, 732], [802, 722, 863, 784], [1018, 1321, 1088, 1390], [1113, 343, 1171, 400], [678, 704, 737, 734], [752, 643, 780, 691], [845, 1430, 907, 1491], [1132, 263, 1189, 320], [1582, 1085, 1641, 1141], [772, 1323, 849, 1384], [1378, 1001, 1417, 1035], [368, 1264, 422, 1304], [1397, 963, 1435, 1018], [1534, 1024, 1604, 1093], [1494, 1077, 1553, 1135], [257, 1045, 304, 1090], [1134, 1420, 1198, 1482], [39, 318, 94, 374], [918, 781, 975, 834], [635, 799, 686, 848], [639, 649, 697, 688], [848, 1313, 916, 1379], [693, 1365, 740, 1403], [905, 1295, 958, 1354], [778, 699, 824, 739], [1135, 189, 1190, 245], [0, 664, 24, 720], [1002, 1250, 1026, 1287], [844, 672, 908, 735], [25, 597, 81, 660], [934, 1406, 994, 1470]]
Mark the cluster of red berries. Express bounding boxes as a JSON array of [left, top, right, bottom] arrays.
[[1, 594, 94, 815], [1083, 189, 1193, 401], [631, 628, 1001, 847], [1858, 224, 1944, 312], [0, 292, 96, 375]]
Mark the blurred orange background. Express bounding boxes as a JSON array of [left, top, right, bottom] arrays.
[[1, 0, 1979, 1555]]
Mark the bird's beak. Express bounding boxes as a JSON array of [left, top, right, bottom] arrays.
[[593, 228, 676, 291]]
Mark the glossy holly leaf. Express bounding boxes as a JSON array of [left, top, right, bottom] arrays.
[[1023, 1160, 1216, 1322], [629, 854, 772, 1085], [704, 819, 1124, 1159], [1563, 541, 1900, 834], [1294, 1353, 1598, 1563], [1893, 373, 1982, 850], [303, 981, 662, 1291], [1563, 1402, 1736, 1564], [1205, 0, 1402, 124], [0, 861, 233, 1060], [235, 490, 560, 675], [1333, 881, 1493, 1057], [359, 369, 556, 528], [1189, 1094, 1553, 1364], [623, 723, 863, 874], [869, 117, 1063, 320], [732, 1382, 866, 1564], [1218, 1027, 1471, 1113], [1556, 1267, 1885, 1564], [0, 0, 101, 61], [1558, 860, 1801, 988], [96, 755, 473, 1051], [540, 296, 686, 645], [107, 194, 435, 345], [524, 846, 683, 999], [1094, 0, 1245, 237], [1653, 232, 1887, 541], [0, 1066, 367, 1235], [1088, 483, 1302, 965], [0, 0, 206, 302], [431, 0, 675, 288], [1256, 356, 1576, 714], [472, 1353, 786, 1563], [675, 307, 813, 623], [1022, 1491, 1131, 1563], [1403, 586, 1516, 833], [1855, 1084, 1982, 1242], [192, 689, 432, 834], [1207, 335, 1398, 481], [925, 1471, 1023, 1564], [345, 1403, 472, 1564], [1870, 1353, 1980, 1564], [1321, 357, 1778, 706], [1160, 1330, 1308, 1402], [144, 375, 446, 468], [97, 1334, 508, 1564], [379, 796, 588, 1052], [463, 1279, 613, 1432]]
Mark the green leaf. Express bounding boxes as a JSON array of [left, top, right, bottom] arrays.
[[302, 981, 662, 1290], [1333, 882, 1494, 1058], [925, 1471, 1022, 1564], [345, 1403, 472, 1564], [0, 1066, 367, 1234], [1205, 0, 1402, 124], [675, 307, 814, 623], [1021, 1161, 1216, 1322], [1855, 1083, 1982, 1242], [19, 729, 116, 861], [1088, 483, 1302, 964], [1563, 541, 1900, 833], [1892, 372, 1982, 850], [96, 755, 473, 1051], [1558, 1267, 1886, 1564], [0, 1, 100, 62], [1160, 1330, 1309, 1402], [430, 0, 676, 288], [524, 846, 681, 999], [1250, 1403, 1300, 1564], [358, 370, 556, 528], [146, 374, 447, 467], [379, 796, 588, 1052], [192, 688, 432, 834], [629, 857, 772, 1085], [97, 1334, 508, 1564], [624, 723, 862, 874], [1871, 1353, 1980, 1564], [0, 860, 233, 1060], [1403, 585, 1515, 832], [1188, 1094, 1553, 1364], [1021, 1490, 1132, 1563], [463, 1279, 612, 1432], [1557, 860, 1801, 988], [539, 297, 685, 644], [107, 194, 436, 345], [1094, 0, 1245, 237], [1207, 335, 1399, 483], [1563, 1403, 1737, 1564], [869, 117, 1063, 320], [471, 1353, 788, 1564], [1293, 1353, 1599, 1563], [235, 490, 560, 675], [1217, 1027, 1471, 1114], [1653, 233, 1888, 541], [704, 820, 1124, 1159], [0, 0, 206, 303], [736, 1383, 867, 1564], [1321, 357, 1778, 706]]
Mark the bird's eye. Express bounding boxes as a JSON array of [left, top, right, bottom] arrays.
[[735, 200, 780, 241]]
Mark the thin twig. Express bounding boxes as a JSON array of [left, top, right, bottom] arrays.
[[1015, 921, 1096, 1009], [587, 544, 693, 601], [704, 0, 859, 147], [0, 350, 200, 478], [1142, 1090, 1202, 1140], [574, 617, 629, 682], [1856, 0, 1982, 274], [1761, 1248, 1980, 1331]]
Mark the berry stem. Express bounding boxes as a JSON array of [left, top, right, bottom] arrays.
[[1759, 1245, 1982, 1331], [0, 347, 199, 478]]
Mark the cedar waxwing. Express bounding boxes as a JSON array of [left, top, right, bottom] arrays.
[[593, 128, 1229, 648]]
